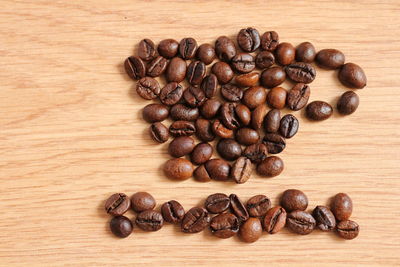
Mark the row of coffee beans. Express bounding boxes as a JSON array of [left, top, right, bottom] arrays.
[[105, 190, 359, 241]]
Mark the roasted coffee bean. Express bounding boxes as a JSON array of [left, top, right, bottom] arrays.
[[186, 61, 206, 85], [125, 56, 146, 80], [279, 114, 299, 138], [105, 193, 131, 216], [212, 119, 234, 139], [197, 43, 216, 65], [257, 156, 284, 177], [161, 200, 185, 224], [286, 83, 310, 111], [149, 122, 169, 143], [146, 56, 168, 77], [236, 128, 260, 145], [136, 210, 164, 231], [286, 211, 316, 235], [210, 213, 240, 238], [191, 142, 213, 165], [217, 138, 242, 161], [313, 206, 336, 231], [221, 84, 243, 102], [215, 36, 237, 62], [211, 62, 234, 84], [338, 63, 367, 89], [169, 121, 196, 137], [181, 207, 210, 233], [242, 86, 267, 109], [142, 103, 169, 123], [168, 136, 195, 157], [285, 62, 316, 84], [166, 57, 187, 82], [255, 51, 275, 69], [235, 104, 251, 126], [246, 195, 271, 217], [201, 74, 219, 98], [275, 42, 295, 65], [296, 42, 316, 63], [158, 39, 179, 58], [237, 27, 260, 52], [205, 159, 231, 181], [251, 104, 267, 130], [239, 218, 262, 243], [264, 109, 281, 133], [263, 206, 286, 234], [138, 38, 156, 61], [260, 66, 286, 88], [316, 48, 345, 69], [179, 37, 197, 59], [306, 101, 333, 121], [110, 216, 133, 238], [337, 91, 359, 115], [205, 193, 230, 213], [331, 193, 353, 221], [220, 103, 240, 129], [263, 133, 286, 154], [170, 103, 199, 121], [163, 158, 194, 180], [195, 118, 215, 141], [183, 86, 206, 107], [231, 53, 256, 73], [131, 192, 156, 213], [231, 156, 252, 184], [200, 99, 221, 119], [235, 72, 259, 87], [230, 194, 249, 221], [281, 189, 308, 212], [136, 77, 160, 100], [159, 82, 183, 106], [260, 31, 279, 51], [337, 220, 359, 240], [243, 143, 268, 163], [267, 87, 287, 109], [193, 164, 211, 182]]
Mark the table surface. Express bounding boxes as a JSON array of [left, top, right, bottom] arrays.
[[1, 0, 399, 266]]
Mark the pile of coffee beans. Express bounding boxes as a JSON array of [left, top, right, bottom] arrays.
[[104, 190, 359, 241], [125, 28, 366, 183]]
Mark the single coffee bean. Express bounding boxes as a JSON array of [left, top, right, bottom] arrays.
[[168, 136, 195, 157], [158, 39, 179, 58], [237, 27, 260, 52], [161, 200, 185, 224], [159, 82, 183, 106], [183, 86, 206, 107], [220, 103, 240, 129], [170, 103, 199, 121], [105, 193, 131, 216], [217, 138, 242, 161], [281, 189, 308, 212], [246, 195, 271, 217], [262, 133, 286, 154], [136, 210, 164, 231], [205, 159, 231, 181], [136, 77, 160, 100], [200, 99, 221, 119], [275, 42, 295, 65], [235, 72, 259, 87], [306, 101, 333, 121], [212, 119, 234, 139], [296, 42, 316, 63], [263, 206, 286, 234], [215, 36, 237, 62], [236, 128, 260, 146], [166, 57, 187, 82], [205, 193, 230, 213], [331, 193, 353, 221], [131, 192, 156, 213], [196, 43, 216, 65], [211, 62, 234, 84], [242, 86, 267, 109], [240, 217, 262, 243], [179, 37, 197, 59], [146, 56, 168, 77], [210, 213, 240, 239], [231, 156, 252, 184], [313, 205, 336, 231], [255, 50, 275, 69], [316, 48, 345, 69], [230, 194, 249, 221], [285, 62, 316, 84], [142, 103, 169, 123], [149, 122, 169, 143], [264, 109, 281, 133], [260, 66, 286, 88], [337, 220, 359, 240], [191, 142, 213, 165], [221, 84, 243, 102], [338, 63, 367, 89], [279, 114, 299, 138], [138, 38, 156, 61], [110, 216, 133, 238], [195, 118, 215, 142], [260, 31, 279, 51], [163, 158, 193, 180], [169, 121, 196, 137], [251, 104, 267, 130], [257, 156, 284, 177], [267, 87, 287, 109], [124, 56, 146, 80], [201, 74, 219, 98], [235, 104, 252, 126], [186, 61, 206, 85], [286, 83, 310, 111], [181, 207, 210, 233], [193, 164, 211, 182], [231, 53, 256, 73], [286, 210, 316, 235], [337, 91, 359, 115], [243, 143, 268, 163]]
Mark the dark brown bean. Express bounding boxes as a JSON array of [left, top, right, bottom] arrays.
[[281, 189, 308, 212], [231, 53, 255, 73], [168, 136, 195, 157], [220, 103, 241, 130], [251, 104, 267, 130], [158, 39, 179, 58], [217, 138, 242, 161], [230, 194, 249, 221], [205, 159, 231, 181], [338, 63, 367, 89], [215, 36, 237, 62], [205, 193, 230, 214], [160, 82, 183, 106], [163, 158, 194, 180], [201, 74, 219, 98], [257, 156, 284, 177], [124, 56, 146, 80], [337, 91, 359, 115], [210, 213, 240, 239], [264, 109, 281, 133], [196, 43, 216, 65], [286, 83, 311, 111], [193, 164, 211, 182], [179, 37, 197, 59], [231, 156, 252, 184], [267, 87, 287, 109], [296, 42, 316, 63], [195, 118, 215, 142], [142, 103, 169, 123], [221, 84, 243, 102], [161, 200, 185, 224], [260, 66, 286, 88], [246, 195, 271, 217], [262, 133, 286, 154], [263, 206, 286, 234], [313, 205, 336, 231], [285, 62, 316, 84], [166, 57, 187, 82], [146, 56, 168, 77], [331, 193, 353, 221], [135, 210, 163, 231], [191, 142, 213, 165], [316, 48, 345, 69], [255, 51, 275, 69], [242, 86, 267, 109], [170, 103, 199, 121], [260, 31, 279, 51], [131, 192, 156, 213], [286, 210, 316, 235], [236, 128, 260, 146], [183, 86, 206, 107], [235, 72, 259, 87], [243, 143, 268, 163], [200, 99, 221, 119], [211, 62, 234, 84], [149, 122, 169, 143], [275, 42, 295, 65], [337, 220, 359, 240], [279, 114, 299, 138], [138, 38, 156, 61], [237, 27, 260, 52], [212, 119, 234, 139], [136, 77, 160, 100], [105, 193, 131, 216], [181, 207, 210, 233], [110, 216, 133, 238], [306, 101, 333, 121], [186, 61, 206, 85], [169, 121, 196, 137], [240, 218, 262, 243]]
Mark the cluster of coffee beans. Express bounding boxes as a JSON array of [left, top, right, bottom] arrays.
[[125, 28, 367, 183], [105, 190, 359, 241]]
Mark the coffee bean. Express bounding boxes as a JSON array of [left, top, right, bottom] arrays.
[[200, 99, 221, 119], [179, 37, 197, 59], [136, 210, 164, 231], [316, 48, 345, 69], [196, 43, 216, 65], [260, 31, 279, 51], [168, 136, 195, 157], [246, 195, 271, 217], [205, 159, 231, 181], [161, 200, 185, 224], [142, 103, 169, 123], [243, 143, 268, 163], [262, 133, 286, 154], [136, 77, 160, 100], [264, 109, 281, 133], [186, 61, 206, 85], [237, 27, 260, 52], [295, 42, 316, 63], [195, 118, 215, 142], [285, 62, 316, 84], [235, 72, 259, 87], [263, 206, 286, 234], [236, 128, 260, 146], [191, 142, 213, 165], [230, 194, 249, 221], [286, 210, 316, 235], [337, 220, 359, 240], [239, 217, 262, 243], [131, 192, 156, 213], [338, 63, 367, 89], [221, 84, 243, 102], [267, 87, 287, 109], [279, 114, 299, 138], [138, 38, 156, 61], [257, 156, 284, 177], [211, 62, 234, 84], [255, 51, 275, 69], [110, 216, 133, 238], [286, 83, 310, 111], [313, 205, 336, 231], [231, 156, 252, 184], [242, 86, 267, 109], [260, 66, 286, 88], [306, 101, 333, 121], [105, 193, 131, 216], [149, 122, 169, 143], [205, 193, 230, 213], [235, 104, 252, 126], [170, 103, 199, 121], [215, 36, 237, 62], [158, 39, 179, 58], [281, 189, 308, 212], [275, 42, 295, 65], [231, 53, 256, 73], [331, 193, 353, 221], [337, 91, 359, 115], [124, 56, 146, 80], [212, 119, 234, 139], [181, 207, 210, 233], [169, 121, 196, 137], [217, 138, 242, 161], [201, 74, 219, 98], [210, 213, 240, 238], [193, 164, 211, 182], [166, 57, 187, 82], [163, 158, 194, 180], [220, 103, 240, 129], [159, 82, 183, 106], [183, 86, 206, 107], [146, 56, 168, 77], [251, 104, 267, 130]]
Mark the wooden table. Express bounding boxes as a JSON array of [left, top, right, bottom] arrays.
[[1, 0, 399, 265]]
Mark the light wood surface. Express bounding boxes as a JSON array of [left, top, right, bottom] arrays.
[[1, 0, 399, 266]]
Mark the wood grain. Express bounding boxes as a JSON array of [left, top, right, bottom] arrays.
[[0, 0, 399, 266]]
